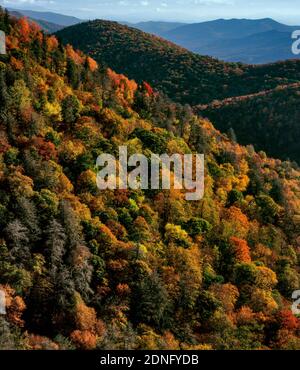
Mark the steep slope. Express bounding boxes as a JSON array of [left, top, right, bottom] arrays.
[[29, 18, 64, 33], [1, 11, 300, 350], [56, 20, 300, 106], [162, 18, 298, 52], [197, 83, 300, 163]]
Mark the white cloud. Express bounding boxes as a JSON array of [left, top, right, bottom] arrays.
[[3, 0, 55, 4]]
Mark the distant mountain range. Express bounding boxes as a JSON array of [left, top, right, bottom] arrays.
[[8, 9, 300, 63], [124, 21, 187, 34], [8, 10, 63, 33], [198, 30, 299, 64], [8, 8, 82, 26], [130, 18, 300, 64], [161, 18, 296, 47], [8, 8, 82, 33]]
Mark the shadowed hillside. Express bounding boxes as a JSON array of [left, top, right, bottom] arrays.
[[198, 83, 300, 163], [56, 20, 300, 106]]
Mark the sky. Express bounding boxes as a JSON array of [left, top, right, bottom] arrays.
[[1, 0, 300, 24]]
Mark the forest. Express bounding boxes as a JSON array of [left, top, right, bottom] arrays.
[[197, 83, 300, 164], [0, 8, 300, 350], [56, 20, 300, 106], [56, 20, 300, 166]]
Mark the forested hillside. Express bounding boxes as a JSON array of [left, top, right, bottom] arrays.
[[56, 20, 300, 164], [56, 20, 300, 106], [1, 9, 300, 350], [198, 83, 300, 163]]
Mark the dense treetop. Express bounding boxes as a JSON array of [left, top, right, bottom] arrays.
[[56, 19, 300, 106], [56, 19, 300, 165], [197, 83, 300, 164], [0, 9, 300, 349]]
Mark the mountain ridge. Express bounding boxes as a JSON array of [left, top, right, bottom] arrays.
[[123, 20, 187, 35], [6, 10, 300, 63], [56, 19, 300, 105], [130, 18, 300, 64], [198, 82, 300, 163], [196, 29, 300, 64], [7, 8, 83, 27], [8, 10, 64, 33], [56, 19, 300, 163]]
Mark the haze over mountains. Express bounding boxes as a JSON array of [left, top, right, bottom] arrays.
[[198, 30, 299, 64], [9, 8, 300, 63], [130, 18, 300, 64], [124, 21, 187, 34], [8, 10, 64, 33], [8, 8, 82, 27], [8, 8, 83, 33]]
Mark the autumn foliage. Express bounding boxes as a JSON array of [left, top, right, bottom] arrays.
[[230, 236, 251, 263], [0, 8, 300, 350]]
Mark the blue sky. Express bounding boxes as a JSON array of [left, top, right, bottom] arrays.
[[1, 0, 300, 24]]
